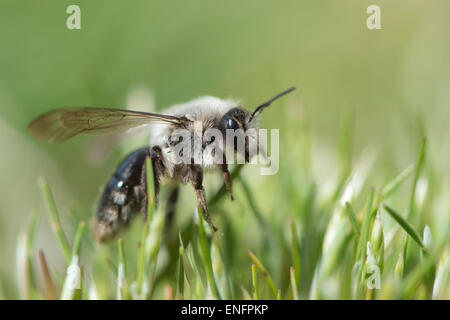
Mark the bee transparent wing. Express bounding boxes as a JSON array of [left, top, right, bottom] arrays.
[[28, 107, 190, 143]]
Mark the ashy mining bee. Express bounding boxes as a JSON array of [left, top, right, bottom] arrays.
[[28, 87, 295, 241]]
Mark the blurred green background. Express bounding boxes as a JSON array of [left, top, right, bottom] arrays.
[[0, 0, 449, 299]]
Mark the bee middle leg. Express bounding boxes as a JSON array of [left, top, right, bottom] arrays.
[[190, 164, 218, 232], [218, 161, 234, 201]]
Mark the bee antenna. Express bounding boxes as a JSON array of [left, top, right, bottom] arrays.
[[248, 86, 296, 123]]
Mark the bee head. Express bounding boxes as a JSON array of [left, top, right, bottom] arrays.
[[219, 107, 250, 133], [219, 87, 296, 133], [217, 87, 296, 159]]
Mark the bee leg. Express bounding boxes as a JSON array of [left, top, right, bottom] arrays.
[[163, 185, 179, 237], [190, 164, 218, 232], [245, 136, 250, 163], [218, 162, 234, 201]]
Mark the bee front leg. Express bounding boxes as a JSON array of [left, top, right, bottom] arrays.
[[190, 164, 218, 232], [218, 161, 234, 201]]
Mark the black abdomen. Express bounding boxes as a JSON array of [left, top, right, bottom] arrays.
[[95, 147, 150, 241]]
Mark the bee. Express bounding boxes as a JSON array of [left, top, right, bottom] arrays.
[[28, 87, 295, 241]]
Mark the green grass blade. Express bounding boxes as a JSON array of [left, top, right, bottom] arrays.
[[432, 247, 449, 299], [356, 188, 374, 262], [117, 238, 130, 300], [383, 204, 424, 249], [176, 240, 185, 300], [251, 264, 259, 300], [401, 240, 445, 298], [118, 238, 127, 277], [407, 138, 426, 219], [197, 207, 221, 299], [142, 207, 165, 299], [15, 233, 32, 299], [27, 208, 40, 250], [60, 221, 85, 300], [71, 221, 86, 259], [238, 177, 267, 228], [248, 250, 277, 298], [394, 252, 405, 280], [370, 211, 384, 272], [344, 202, 359, 236], [290, 266, 298, 300], [38, 177, 71, 263], [289, 218, 301, 293], [136, 218, 150, 294], [135, 156, 155, 296], [381, 165, 414, 200], [73, 265, 83, 300], [18, 208, 40, 299], [60, 255, 80, 300]]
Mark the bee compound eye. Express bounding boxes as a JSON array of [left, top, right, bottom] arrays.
[[226, 118, 239, 130]]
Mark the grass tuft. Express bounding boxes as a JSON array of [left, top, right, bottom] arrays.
[[10, 134, 447, 300]]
